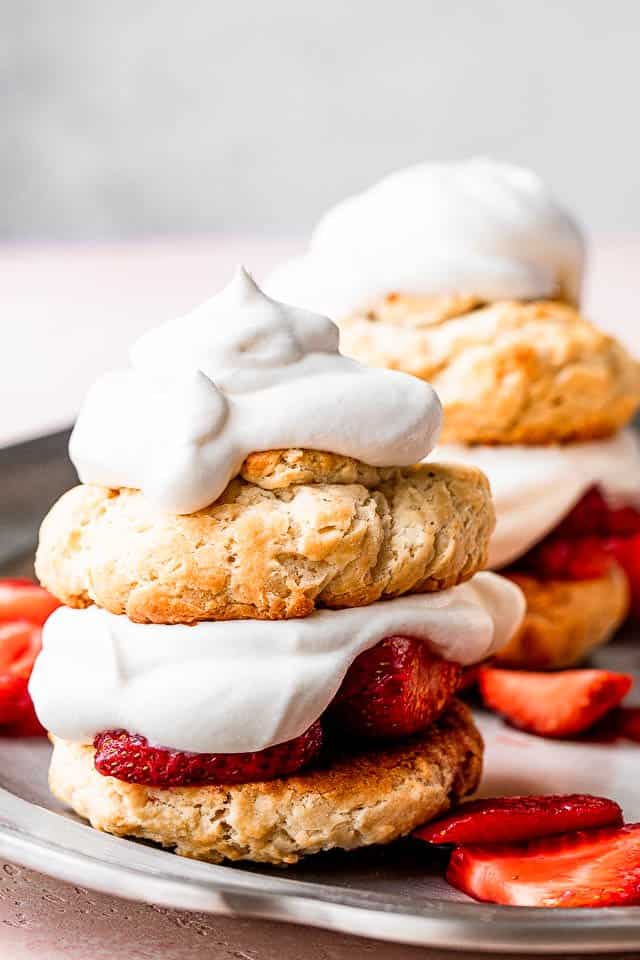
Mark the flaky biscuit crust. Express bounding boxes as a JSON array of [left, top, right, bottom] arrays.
[[495, 564, 629, 669], [339, 298, 640, 444], [48, 700, 482, 865], [35, 455, 493, 624]]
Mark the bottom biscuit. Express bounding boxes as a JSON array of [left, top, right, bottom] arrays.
[[496, 564, 629, 669], [49, 700, 482, 865]]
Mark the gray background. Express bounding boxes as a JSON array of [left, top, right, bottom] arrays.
[[2, 0, 639, 240]]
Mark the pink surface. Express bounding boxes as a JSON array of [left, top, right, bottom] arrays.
[[2, 235, 639, 448]]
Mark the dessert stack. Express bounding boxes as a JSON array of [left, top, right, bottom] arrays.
[[268, 161, 640, 669], [30, 269, 523, 865]]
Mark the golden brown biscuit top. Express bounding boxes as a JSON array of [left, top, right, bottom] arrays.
[[339, 298, 640, 445]]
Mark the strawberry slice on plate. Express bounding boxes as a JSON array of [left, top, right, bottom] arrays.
[[0, 579, 58, 736], [414, 794, 623, 845], [447, 823, 640, 907], [479, 666, 633, 738], [326, 636, 462, 739], [93, 721, 323, 786], [0, 578, 60, 625]]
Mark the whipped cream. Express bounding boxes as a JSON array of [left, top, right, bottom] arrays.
[[69, 268, 442, 514], [30, 573, 524, 754], [266, 159, 585, 318], [432, 429, 640, 569]]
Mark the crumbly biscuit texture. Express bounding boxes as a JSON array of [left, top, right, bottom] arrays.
[[48, 700, 482, 865], [339, 299, 640, 444], [496, 564, 629, 669], [35, 457, 493, 624]]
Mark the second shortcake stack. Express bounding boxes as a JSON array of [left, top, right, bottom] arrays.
[[268, 161, 640, 669], [30, 269, 523, 865]]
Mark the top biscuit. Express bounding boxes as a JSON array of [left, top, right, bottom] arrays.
[[339, 298, 640, 445], [35, 452, 493, 624]]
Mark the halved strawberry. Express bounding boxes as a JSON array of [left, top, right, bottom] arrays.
[[479, 667, 633, 738], [447, 823, 640, 907], [93, 721, 323, 786], [414, 794, 622, 845], [326, 636, 462, 739], [0, 578, 60, 625]]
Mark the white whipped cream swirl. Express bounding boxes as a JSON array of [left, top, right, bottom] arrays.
[[432, 429, 640, 569], [267, 159, 585, 317], [69, 268, 442, 514], [30, 573, 524, 754]]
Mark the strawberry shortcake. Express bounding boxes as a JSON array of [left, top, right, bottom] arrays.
[[29, 269, 523, 865], [268, 161, 640, 669]]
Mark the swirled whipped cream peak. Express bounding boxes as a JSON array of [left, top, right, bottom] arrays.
[[69, 266, 442, 514], [266, 159, 585, 317]]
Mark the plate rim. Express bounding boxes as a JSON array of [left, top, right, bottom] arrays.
[[1, 784, 640, 953]]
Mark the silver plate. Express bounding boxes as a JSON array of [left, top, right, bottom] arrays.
[[1, 430, 640, 951]]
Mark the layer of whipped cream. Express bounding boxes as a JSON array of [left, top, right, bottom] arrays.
[[431, 429, 640, 569], [30, 572, 524, 754], [266, 159, 584, 318], [69, 268, 441, 515]]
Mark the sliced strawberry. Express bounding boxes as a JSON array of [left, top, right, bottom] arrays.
[[0, 621, 44, 735], [414, 794, 622, 845], [447, 823, 640, 907], [519, 535, 613, 580], [554, 487, 609, 536], [93, 721, 323, 786], [0, 675, 32, 726], [479, 667, 633, 738], [0, 578, 60, 626], [556, 487, 640, 538], [597, 706, 640, 743], [459, 664, 482, 692], [604, 533, 640, 618], [326, 636, 462, 739]]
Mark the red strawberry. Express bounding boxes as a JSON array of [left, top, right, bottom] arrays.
[[479, 667, 633, 738], [554, 487, 609, 536], [0, 578, 60, 625], [556, 487, 640, 538], [413, 794, 622, 845], [604, 533, 640, 618], [447, 823, 640, 907], [459, 664, 482, 692], [0, 621, 44, 734], [93, 721, 323, 786], [597, 706, 640, 743], [0, 675, 32, 726], [521, 535, 613, 580], [326, 636, 462, 739]]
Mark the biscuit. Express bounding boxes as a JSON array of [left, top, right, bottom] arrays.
[[48, 699, 482, 865], [495, 564, 629, 669], [339, 298, 640, 444], [35, 456, 494, 624]]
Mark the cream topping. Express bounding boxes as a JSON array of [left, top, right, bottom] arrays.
[[69, 268, 442, 514], [432, 429, 640, 569], [29, 573, 524, 754], [266, 159, 585, 317]]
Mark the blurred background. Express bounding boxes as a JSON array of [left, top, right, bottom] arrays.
[[4, 0, 640, 239], [1, 0, 639, 446]]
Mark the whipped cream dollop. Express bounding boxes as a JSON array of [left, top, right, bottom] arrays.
[[266, 159, 585, 317], [69, 268, 442, 514], [432, 430, 640, 569], [30, 573, 524, 754]]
